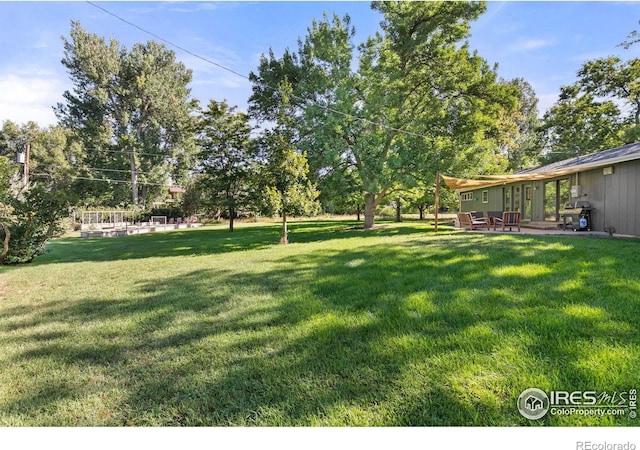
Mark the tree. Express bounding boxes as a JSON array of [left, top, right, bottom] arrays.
[[56, 21, 197, 208], [576, 56, 640, 126], [258, 82, 319, 244], [250, 2, 517, 229], [195, 100, 256, 232], [495, 78, 543, 171], [540, 85, 624, 164], [0, 123, 75, 265], [0, 156, 14, 261]]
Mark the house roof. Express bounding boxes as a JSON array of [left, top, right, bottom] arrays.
[[442, 141, 640, 191], [168, 186, 186, 194]]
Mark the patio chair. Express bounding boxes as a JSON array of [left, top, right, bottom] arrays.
[[487, 211, 504, 227], [457, 212, 489, 231], [493, 211, 521, 232]]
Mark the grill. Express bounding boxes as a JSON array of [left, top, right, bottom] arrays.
[[562, 201, 592, 231]]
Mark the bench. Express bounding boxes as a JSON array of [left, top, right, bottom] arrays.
[[457, 212, 489, 231]]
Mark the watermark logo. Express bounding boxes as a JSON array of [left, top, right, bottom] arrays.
[[518, 388, 637, 420], [517, 388, 550, 420]]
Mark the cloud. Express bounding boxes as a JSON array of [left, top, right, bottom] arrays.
[[537, 93, 560, 116], [0, 69, 67, 126], [510, 38, 555, 52]]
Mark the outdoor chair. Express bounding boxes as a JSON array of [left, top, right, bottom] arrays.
[[487, 211, 503, 227], [493, 211, 521, 232], [457, 212, 489, 231]]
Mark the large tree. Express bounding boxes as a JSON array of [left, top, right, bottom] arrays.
[[495, 78, 543, 171], [56, 21, 197, 208], [195, 100, 256, 232], [540, 49, 640, 163], [249, 2, 517, 228], [576, 56, 640, 126], [540, 85, 623, 164]]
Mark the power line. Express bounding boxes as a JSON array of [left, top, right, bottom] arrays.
[[86, 167, 134, 174], [86, 1, 252, 83], [84, 1, 437, 141], [31, 173, 168, 186], [72, 176, 167, 186], [85, 147, 180, 158]]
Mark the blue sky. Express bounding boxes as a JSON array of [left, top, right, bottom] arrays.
[[1, 1, 640, 127]]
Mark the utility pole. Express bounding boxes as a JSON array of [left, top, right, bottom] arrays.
[[435, 172, 440, 233], [17, 142, 30, 188], [24, 142, 30, 186]]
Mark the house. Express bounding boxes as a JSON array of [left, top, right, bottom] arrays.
[[525, 395, 543, 411], [442, 141, 640, 236], [167, 185, 186, 204]]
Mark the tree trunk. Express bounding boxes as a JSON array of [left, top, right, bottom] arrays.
[[418, 204, 425, 220], [0, 222, 10, 263], [364, 193, 376, 229], [280, 214, 288, 244], [129, 151, 139, 206], [356, 203, 361, 221], [395, 197, 402, 222], [229, 206, 235, 232], [140, 184, 148, 209], [280, 198, 288, 244]]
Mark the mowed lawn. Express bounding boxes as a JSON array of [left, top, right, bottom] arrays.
[[0, 220, 638, 426]]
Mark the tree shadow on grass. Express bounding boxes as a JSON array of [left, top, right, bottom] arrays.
[[34, 221, 432, 265], [1, 233, 639, 425]]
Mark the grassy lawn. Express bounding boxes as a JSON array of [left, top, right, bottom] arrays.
[[0, 220, 638, 426]]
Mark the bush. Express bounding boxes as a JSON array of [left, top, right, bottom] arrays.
[[1, 184, 71, 265]]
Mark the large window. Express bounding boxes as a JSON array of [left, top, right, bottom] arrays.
[[544, 181, 557, 221], [523, 185, 532, 220], [504, 187, 511, 211], [544, 179, 572, 221], [559, 179, 572, 214]]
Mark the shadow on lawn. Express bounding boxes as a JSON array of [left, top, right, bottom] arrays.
[[36, 220, 432, 265], [1, 233, 639, 425]]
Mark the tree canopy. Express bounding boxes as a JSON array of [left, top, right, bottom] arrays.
[[249, 1, 519, 228], [56, 21, 198, 208], [195, 100, 256, 232]]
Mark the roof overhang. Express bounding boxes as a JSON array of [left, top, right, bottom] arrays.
[[442, 152, 640, 192]]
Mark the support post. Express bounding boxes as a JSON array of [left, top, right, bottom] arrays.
[[435, 172, 440, 233]]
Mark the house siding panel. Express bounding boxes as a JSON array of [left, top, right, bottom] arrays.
[[459, 187, 503, 213], [577, 169, 604, 231], [587, 170, 605, 231], [607, 165, 622, 233], [618, 160, 640, 235], [532, 181, 545, 221]]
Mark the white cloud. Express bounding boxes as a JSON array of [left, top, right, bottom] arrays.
[[510, 38, 555, 52], [537, 93, 560, 116], [0, 70, 67, 127]]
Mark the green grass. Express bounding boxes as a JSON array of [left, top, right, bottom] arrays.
[[0, 220, 638, 426]]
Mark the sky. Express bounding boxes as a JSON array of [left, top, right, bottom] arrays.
[[1, 1, 640, 128]]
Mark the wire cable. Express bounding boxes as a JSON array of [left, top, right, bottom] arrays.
[[85, 1, 437, 140]]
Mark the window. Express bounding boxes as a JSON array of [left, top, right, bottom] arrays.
[[461, 192, 473, 201], [504, 187, 512, 211], [544, 181, 557, 221], [482, 190, 489, 203]]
